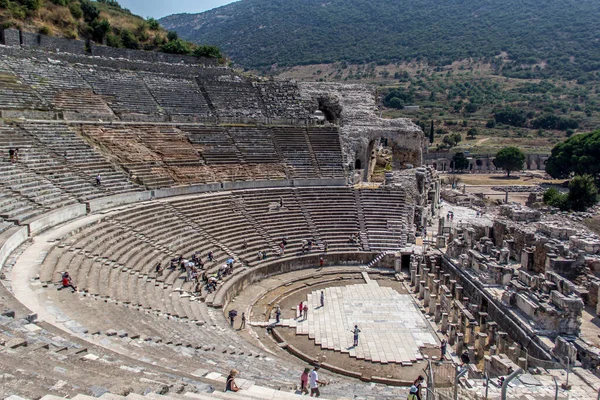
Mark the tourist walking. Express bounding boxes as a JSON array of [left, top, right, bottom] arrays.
[[300, 367, 310, 395], [95, 173, 102, 186], [412, 376, 424, 400], [228, 309, 237, 327], [440, 339, 447, 359], [309, 365, 324, 397], [240, 312, 246, 330], [320, 291, 324, 307], [275, 306, 281, 323], [303, 303, 308, 320], [351, 325, 361, 347], [298, 301, 303, 318], [225, 369, 240, 392], [319, 257, 324, 268], [8, 148, 15, 163]]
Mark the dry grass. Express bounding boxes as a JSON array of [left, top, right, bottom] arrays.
[[442, 173, 564, 186], [582, 217, 600, 236]]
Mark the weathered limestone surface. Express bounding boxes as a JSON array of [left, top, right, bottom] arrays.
[[298, 83, 425, 172]]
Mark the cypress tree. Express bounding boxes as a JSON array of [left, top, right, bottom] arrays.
[[429, 120, 434, 144]]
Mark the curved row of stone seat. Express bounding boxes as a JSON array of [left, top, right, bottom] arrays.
[[39, 186, 408, 317], [17, 122, 141, 196], [141, 73, 212, 117], [359, 188, 409, 250], [0, 49, 311, 121]]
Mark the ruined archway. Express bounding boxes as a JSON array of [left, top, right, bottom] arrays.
[[317, 96, 342, 124]]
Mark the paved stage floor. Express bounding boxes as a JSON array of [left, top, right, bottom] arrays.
[[278, 273, 438, 364]]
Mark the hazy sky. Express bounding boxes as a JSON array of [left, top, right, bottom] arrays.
[[118, 0, 237, 19]]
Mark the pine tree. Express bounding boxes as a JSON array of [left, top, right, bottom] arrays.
[[429, 120, 434, 144]]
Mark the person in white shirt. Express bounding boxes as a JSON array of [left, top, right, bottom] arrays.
[[309, 365, 324, 397]]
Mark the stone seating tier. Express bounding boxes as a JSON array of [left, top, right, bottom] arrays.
[[38, 186, 407, 320], [141, 74, 212, 116], [0, 59, 48, 110]]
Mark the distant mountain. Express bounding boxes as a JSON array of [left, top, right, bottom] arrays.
[[160, 0, 600, 79]]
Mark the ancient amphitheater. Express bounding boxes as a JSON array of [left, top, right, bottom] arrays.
[[1, 30, 600, 400]]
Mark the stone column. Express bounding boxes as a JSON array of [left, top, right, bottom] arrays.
[[497, 332, 508, 354], [456, 333, 465, 355], [415, 275, 421, 294], [487, 322, 498, 347], [455, 285, 463, 300], [489, 345, 497, 356], [469, 322, 478, 345], [410, 268, 417, 286], [476, 333, 488, 360], [441, 313, 449, 333], [424, 286, 431, 307], [434, 302, 442, 323], [448, 324, 457, 345], [419, 281, 426, 300], [428, 294, 437, 315], [517, 357, 527, 370], [479, 312, 488, 333]]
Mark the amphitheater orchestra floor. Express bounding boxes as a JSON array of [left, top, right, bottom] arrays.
[[277, 273, 437, 364]]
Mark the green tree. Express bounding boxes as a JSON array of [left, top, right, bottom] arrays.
[[494, 147, 525, 177], [452, 152, 469, 171], [192, 45, 222, 58], [90, 19, 111, 43], [147, 17, 160, 30], [545, 130, 600, 179], [494, 107, 527, 127], [167, 30, 178, 42], [467, 128, 477, 138], [161, 38, 190, 54], [568, 174, 598, 211], [543, 188, 569, 210], [80, 0, 99, 23], [120, 29, 140, 49], [429, 120, 434, 144], [69, 2, 83, 19]]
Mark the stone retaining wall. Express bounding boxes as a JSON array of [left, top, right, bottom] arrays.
[[1, 29, 217, 66], [87, 191, 152, 213], [25, 204, 88, 236], [0, 226, 28, 273], [212, 252, 385, 308]]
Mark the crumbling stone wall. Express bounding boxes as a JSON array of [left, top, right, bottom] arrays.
[[1, 28, 20, 46], [298, 82, 425, 179]]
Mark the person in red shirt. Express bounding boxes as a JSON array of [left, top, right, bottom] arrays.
[[300, 367, 310, 394], [59, 272, 77, 293]]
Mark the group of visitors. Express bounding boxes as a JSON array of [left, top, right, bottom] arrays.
[[348, 233, 361, 244], [446, 211, 455, 221], [300, 365, 326, 397], [8, 148, 19, 163], [278, 237, 288, 256], [157, 250, 231, 294], [301, 238, 315, 253], [298, 301, 309, 320]]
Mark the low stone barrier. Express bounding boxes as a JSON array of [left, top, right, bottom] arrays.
[[293, 178, 346, 187], [153, 183, 221, 199], [0, 226, 28, 272], [86, 191, 152, 213], [211, 252, 380, 308], [25, 204, 87, 236]]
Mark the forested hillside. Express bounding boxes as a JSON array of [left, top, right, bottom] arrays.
[[0, 0, 221, 58], [160, 0, 600, 80]]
